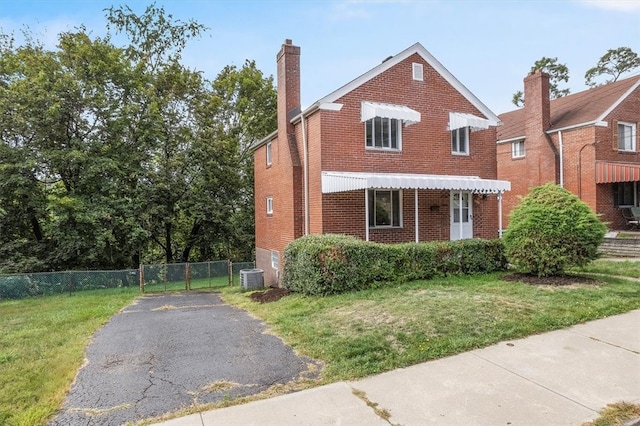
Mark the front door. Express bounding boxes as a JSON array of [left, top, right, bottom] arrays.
[[450, 191, 473, 240]]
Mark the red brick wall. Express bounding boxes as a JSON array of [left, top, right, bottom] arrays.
[[322, 189, 500, 242], [319, 53, 498, 181], [314, 53, 500, 240]]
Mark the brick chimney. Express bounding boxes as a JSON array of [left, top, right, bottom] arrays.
[[524, 69, 551, 134], [277, 39, 301, 138], [523, 70, 556, 187]]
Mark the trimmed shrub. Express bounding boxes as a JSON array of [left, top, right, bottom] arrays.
[[502, 183, 607, 277], [282, 234, 507, 296]]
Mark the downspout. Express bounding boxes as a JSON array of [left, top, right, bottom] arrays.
[[558, 131, 564, 187], [301, 114, 309, 235]]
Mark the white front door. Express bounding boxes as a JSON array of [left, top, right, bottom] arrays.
[[450, 191, 473, 240]]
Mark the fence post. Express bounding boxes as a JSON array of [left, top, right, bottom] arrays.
[[185, 263, 191, 291], [139, 264, 144, 293], [163, 263, 167, 292], [228, 261, 232, 287]]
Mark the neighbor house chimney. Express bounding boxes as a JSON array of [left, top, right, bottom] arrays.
[[277, 39, 301, 138], [524, 69, 551, 134], [523, 69, 556, 187]]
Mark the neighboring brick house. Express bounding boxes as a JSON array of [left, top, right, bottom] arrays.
[[253, 40, 510, 286], [497, 71, 640, 229]]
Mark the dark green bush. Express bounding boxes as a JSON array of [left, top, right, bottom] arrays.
[[282, 234, 507, 296], [502, 183, 607, 277]]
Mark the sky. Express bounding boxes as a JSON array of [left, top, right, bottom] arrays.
[[1, 0, 639, 114]]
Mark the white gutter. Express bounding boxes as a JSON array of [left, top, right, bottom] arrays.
[[544, 120, 608, 135]]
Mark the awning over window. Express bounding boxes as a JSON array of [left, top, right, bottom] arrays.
[[361, 101, 421, 126], [321, 171, 511, 194], [596, 161, 640, 183], [448, 112, 497, 131]]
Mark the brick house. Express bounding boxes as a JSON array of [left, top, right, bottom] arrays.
[[253, 40, 510, 286], [497, 71, 640, 229]]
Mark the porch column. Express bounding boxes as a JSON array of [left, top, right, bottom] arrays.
[[458, 190, 463, 240], [414, 189, 419, 242], [365, 189, 369, 242], [498, 191, 504, 238]]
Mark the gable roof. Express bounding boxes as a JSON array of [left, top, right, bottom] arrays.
[[497, 74, 640, 141], [305, 42, 500, 124]]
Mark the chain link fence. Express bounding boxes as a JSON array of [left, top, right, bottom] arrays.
[[1, 260, 257, 300], [0, 269, 138, 300]]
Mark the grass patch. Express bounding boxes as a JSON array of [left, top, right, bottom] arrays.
[[0, 287, 139, 426], [221, 271, 640, 381], [582, 402, 640, 426], [574, 259, 640, 278]]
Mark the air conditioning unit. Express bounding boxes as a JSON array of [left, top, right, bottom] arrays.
[[240, 269, 264, 291]]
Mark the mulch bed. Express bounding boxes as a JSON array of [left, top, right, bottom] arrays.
[[249, 287, 292, 303], [501, 273, 598, 286]]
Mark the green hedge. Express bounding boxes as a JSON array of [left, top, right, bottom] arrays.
[[282, 234, 507, 296]]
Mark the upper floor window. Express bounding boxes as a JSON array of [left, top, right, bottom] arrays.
[[451, 127, 469, 155], [618, 122, 637, 152], [365, 117, 401, 150], [412, 63, 424, 81], [368, 189, 402, 228], [266, 141, 272, 165], [512, 140, 525, 158], [266, 197, 273, 215]]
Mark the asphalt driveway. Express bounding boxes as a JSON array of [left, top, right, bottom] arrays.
[[49, 291, 321, 426]]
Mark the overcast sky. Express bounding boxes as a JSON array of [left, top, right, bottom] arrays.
[[1, 0, 639, 114]]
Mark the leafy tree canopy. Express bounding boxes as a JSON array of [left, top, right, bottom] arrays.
[[512, 57, 570, 107], [0, 4, 276, 272], [585, 47, 640, 88]]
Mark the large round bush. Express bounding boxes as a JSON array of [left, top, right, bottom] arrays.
[[503, 183, 606, 277]]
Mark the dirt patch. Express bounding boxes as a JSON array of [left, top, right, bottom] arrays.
[[249, 287, 292, 303], [502, 273, 598, 286]]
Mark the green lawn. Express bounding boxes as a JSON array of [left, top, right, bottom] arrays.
[[221, 270, 640, 381], [2, 263, 640, 425], [0, 287, 140, 426]]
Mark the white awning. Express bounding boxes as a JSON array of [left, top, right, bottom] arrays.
[[361, 101, 421, 126], [322, 171, 511, 194], [449, 112, 497, 131]]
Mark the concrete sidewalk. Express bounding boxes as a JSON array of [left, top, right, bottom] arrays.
[[155, 310, 640, 426]]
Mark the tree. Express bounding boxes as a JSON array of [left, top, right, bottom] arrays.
[[502, 183, 606, 277], [585, 47, 640, 88], [512, 57, 570, 107], [0, 5, 276, 271]]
